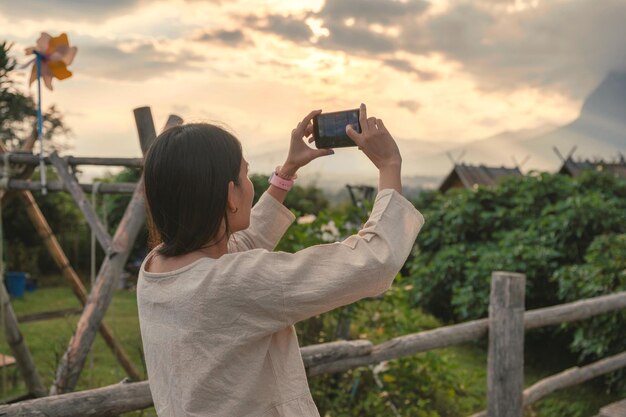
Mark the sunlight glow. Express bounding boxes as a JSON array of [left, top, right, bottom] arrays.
[[0, 0, 607, 180]]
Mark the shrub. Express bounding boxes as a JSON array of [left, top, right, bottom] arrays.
[[408, 171, 626, 322], [406, 171, 626, 392], [553, 233, 626, 392]]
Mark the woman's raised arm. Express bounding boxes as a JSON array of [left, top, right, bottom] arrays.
[[225, 188, 424, 332]]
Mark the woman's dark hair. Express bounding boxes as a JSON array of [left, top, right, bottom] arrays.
[[143, 123, 242, 257]]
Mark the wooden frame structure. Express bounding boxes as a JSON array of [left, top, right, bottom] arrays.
[[0, 107, 181, 399]]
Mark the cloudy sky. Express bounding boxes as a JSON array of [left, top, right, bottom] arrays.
[[0, 0, 624, 177]]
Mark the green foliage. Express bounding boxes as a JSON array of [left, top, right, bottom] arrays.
[[530, 397, 588, 417], [0, 41, 34, 146], [0, 40, 77, 276], [0, 41, 69, 151], [94, 167, 147, 266], [2, 168, 90, 275], [308, 278, 470, 417], [97, 167, 141, 233], [408, 171, 626, 321], [407, 171, 626, 392], [553, 233, 626, 391], [311, 354, 465, 417]]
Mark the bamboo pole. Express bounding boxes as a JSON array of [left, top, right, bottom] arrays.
[[49, 110, 179, 394], [0, 154, 143, 168], [48, 152, 118, 255], [1, 180, 136, 194], [0, 132, 37, 206], [18, 190, 142, 382]]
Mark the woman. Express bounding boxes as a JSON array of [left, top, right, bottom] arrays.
[[137, 103, 424, 417]]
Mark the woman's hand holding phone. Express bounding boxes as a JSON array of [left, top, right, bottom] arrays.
[[281, 110, 335, 177], [278, 105, 402, 194], [346, 103, 403, 194]]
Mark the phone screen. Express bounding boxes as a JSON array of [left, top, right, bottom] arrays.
[[314, 109, 361, 148]]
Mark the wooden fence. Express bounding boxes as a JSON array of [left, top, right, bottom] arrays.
[[1, 271, 625, 417]]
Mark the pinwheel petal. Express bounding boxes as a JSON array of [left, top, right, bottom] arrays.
[[48, 51, 62, 61], [62, 46, 77, 66], [48, 33, 70, 54], [28, 65, 37, 86], [48, 46, 77, 66], [25, 32, 77, 89], [36, 32, 52, 54], [48, 60, 72, 81], [43, 74, 54, 90], [41, 64, 54, 90]]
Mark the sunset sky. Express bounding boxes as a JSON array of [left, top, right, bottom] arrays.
[[1, 0, 624, 178]]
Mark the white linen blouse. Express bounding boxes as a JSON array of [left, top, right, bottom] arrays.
[[137, 188, 424, 417]]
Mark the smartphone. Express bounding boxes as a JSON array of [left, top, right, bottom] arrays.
[[313, 108, 361, 149]]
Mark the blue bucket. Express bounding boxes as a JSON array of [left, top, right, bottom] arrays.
[[5, 271, 27, 298]]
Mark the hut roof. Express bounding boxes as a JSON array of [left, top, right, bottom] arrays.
[[559, 156, 626, 178], [438, 164, 523, 192]]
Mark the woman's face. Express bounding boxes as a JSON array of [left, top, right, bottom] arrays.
[[227, 157, 255, 233]]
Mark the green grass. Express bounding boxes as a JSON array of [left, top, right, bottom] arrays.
[[0, 285, 156, 416], [0, 286, 621, 417]]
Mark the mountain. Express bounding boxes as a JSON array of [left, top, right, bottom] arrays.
[[521, 71, 626, 168], [424, 72, 626, 175]]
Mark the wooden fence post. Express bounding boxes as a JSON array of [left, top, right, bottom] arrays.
[[487, 271, 526, 417], [0, 282, 46, 398]]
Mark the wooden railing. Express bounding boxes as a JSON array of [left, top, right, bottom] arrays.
[[1, 271, 625, 417]]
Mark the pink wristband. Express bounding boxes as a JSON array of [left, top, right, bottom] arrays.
[[269, 171, 294, 191]]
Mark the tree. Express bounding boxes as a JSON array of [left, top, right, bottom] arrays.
[[0, 40, 68, 151], [1, 40, 84, 280]]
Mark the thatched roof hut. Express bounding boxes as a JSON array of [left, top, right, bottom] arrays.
[[439, 164, 523, 192], [558, 156, 626, 178]]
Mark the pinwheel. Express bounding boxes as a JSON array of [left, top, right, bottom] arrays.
[[24, 32, 77, 194]]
